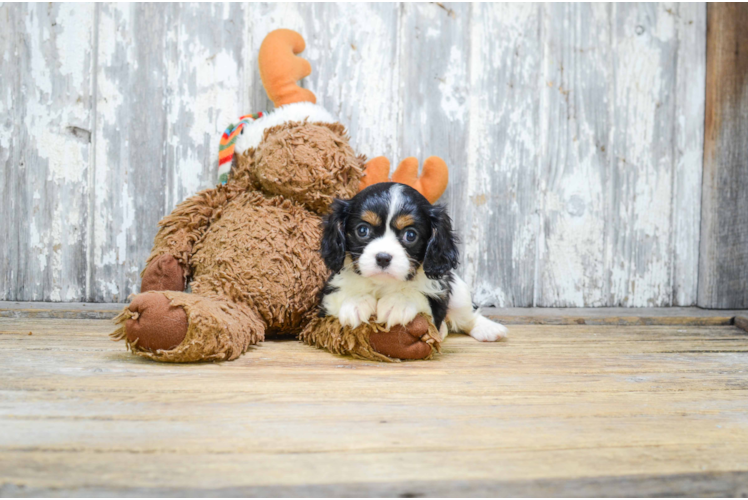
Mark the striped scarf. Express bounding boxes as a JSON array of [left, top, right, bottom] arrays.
[[218, 112, 264, 184]]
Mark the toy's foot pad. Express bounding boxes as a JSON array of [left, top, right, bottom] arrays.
[[125, 293, 188, 351], [369, 315, 434, 360], [141, 254, 185, 292]]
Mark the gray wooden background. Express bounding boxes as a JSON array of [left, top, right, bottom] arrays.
[[0, 3, 712, 307]]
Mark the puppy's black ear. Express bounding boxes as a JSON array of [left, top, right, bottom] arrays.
[[423, 204, 459, 279], [320, 199, 350, 273]]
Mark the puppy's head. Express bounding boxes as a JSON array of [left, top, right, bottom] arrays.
[[321, 182, 459, 281]]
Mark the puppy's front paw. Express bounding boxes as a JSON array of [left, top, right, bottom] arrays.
[[376, 294, 419, 329], [338, 295, 377, 329], [469, 316, 508, 342]]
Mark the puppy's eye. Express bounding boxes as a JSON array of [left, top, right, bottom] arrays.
[[356, 224, 371, 239], [403, 228, 418, 243]]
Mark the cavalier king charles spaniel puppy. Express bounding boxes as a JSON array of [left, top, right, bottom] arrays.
[[319, 182, 508, 342]]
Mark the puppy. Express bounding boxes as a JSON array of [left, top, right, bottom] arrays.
[[319, 182, 508, 342]]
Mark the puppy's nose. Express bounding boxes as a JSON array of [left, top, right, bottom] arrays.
[[376, 252, 392, 268]]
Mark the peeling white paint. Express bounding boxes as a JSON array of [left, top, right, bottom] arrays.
[[603, 3, 679, 307], [438, 46, 467, 124], [56, 4, 93, 92], [25, 10, 52, 98], [28, 224, 47, 272], [36, 129, 88, 183], [535, 3, 608, 307], [671, 2, 706, 306], [116, 180, 135, 266], [2, 4, 95, 301], [167, 44, 240, 198], [286, 3, 402, 162], [98, 278, 119, 298], [464, 3, 541, 306]]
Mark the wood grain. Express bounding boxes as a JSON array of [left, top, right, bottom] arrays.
[[536, 4, 706, 308], [535, 3, 610, 307], [0, 4, 96, 302], [698, 3, 748, 309], [735, 316, 748, 333], [399, 1, 471, 264], [295, 3, 402, 161], [672, 3, 707, 307], [0, 3, 709, 307], [90, 3, 246, 302], [605, 4, 680, 307], [461, 3, 542, 307], [4, 471, 748, 497], [1, 317, 748, 495], [485, 306, 747, 326]]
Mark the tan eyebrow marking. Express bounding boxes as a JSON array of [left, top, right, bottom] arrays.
[[361, 211, 381, 226], [394, 214, 415, 230]]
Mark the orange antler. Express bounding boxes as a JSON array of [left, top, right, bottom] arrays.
[[258, 29, 316, 107], [359, 156, 449, 204], [359, 157, 391, 191]]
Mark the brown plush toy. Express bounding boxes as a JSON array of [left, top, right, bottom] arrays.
[[111, 29, 448, 363]]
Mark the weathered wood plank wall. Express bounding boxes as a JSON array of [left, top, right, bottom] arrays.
[[0, 3, 708, 307], [698, 3, 748, 309], [0, 3, 96, 302]]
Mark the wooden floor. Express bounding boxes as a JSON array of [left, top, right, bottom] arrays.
[[2, 310, 748, 496]]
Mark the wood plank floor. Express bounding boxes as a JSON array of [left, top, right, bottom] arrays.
[[2, 315, 748, 496]]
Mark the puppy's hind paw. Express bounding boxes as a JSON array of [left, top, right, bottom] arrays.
[[469, 316, 508, 342]]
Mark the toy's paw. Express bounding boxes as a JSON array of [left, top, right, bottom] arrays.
[[125, 293, 188, 351], [338, 295, 377, 329], [376, 294, 419, 329], [469, 316, 508, 342], [141, 254, 185, 292], [370, 314, 433, 360]]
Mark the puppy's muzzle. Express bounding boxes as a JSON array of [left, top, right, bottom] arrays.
[[376, 252, 393, 269]]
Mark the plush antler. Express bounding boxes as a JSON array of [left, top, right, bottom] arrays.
[[358, 157, 391, 191], [392, 157, 449, 204], [258, 29, 316, 107], [359, 156, 449, 204]]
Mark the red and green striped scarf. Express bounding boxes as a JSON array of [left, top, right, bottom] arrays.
[[218, 112, 264, 184]]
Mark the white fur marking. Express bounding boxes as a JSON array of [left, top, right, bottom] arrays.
[[438, 322, 448, 341], [376, 291, 427, 329], [386, 184, 404, 227], [328, 264, 509, 341], [358, 184, 411, 281], [337, 295, 377, 329], [468, 315, 509, 342], [358, 231, 411, 280], [325, 260, 436, 328], [445, 275, 508, 342]]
